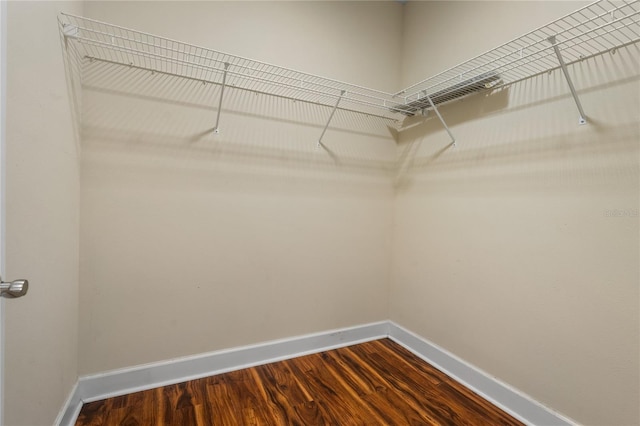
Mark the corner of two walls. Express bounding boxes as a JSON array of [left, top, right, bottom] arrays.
[[76, 1, 639, 425], [4, 1, 83, 425], [392, 1, 639, 425], [78, 1, 403, 375]]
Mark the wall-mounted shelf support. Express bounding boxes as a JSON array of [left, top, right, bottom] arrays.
[[59, 0, 639, 144], [547, 36, 587, 125], [213, 62, 230, 134], [423, 91, 456, 146], [317, 90, 345, 149]]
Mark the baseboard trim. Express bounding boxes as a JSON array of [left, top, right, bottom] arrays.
[[54, 381, 82, 426], [388, 321, 576, 426], [58, 320, 576, 426], [76, 321, 388, 404]]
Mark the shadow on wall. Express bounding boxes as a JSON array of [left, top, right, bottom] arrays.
[[392, 84, 511, 139], [75, 58, 401, 188], [393, 86, 510, 180], [68, 39, 639, 195], [393, 45, 640, 194]]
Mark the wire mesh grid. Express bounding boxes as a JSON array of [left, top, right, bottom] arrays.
[[399, 0, 640, 108], [58, 13, 403, 120], [59, 0, 640, 120]]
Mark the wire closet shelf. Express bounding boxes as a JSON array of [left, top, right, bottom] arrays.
[[395, 0, 640, 116], [59, 0, 640, 123], [58, 13, 402, 121]]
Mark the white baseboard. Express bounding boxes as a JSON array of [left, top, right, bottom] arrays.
[[56, 321, 389, 425], [388, 321, 577, 426], [57, 320, 575, 426], [54, 381, 82, 426]]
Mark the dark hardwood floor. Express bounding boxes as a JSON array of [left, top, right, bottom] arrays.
[[75, 338, 524, 425]]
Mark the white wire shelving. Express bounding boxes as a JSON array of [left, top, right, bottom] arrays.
[[59, 0, 640, 144], [58, 12, 404, 121], [393, 0, 640, 125]]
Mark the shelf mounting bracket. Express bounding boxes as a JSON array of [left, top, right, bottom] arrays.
[[213, 62, 230, 134], [423, 91, 456, 146], [548, 36, 587, 125], [318, 90, 346, 149]]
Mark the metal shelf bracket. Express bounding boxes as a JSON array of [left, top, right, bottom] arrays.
[[61, 23, 78, 49], [59, 1, 640, 143], [317, 90, 346, 148], [423, 91, 457, 146], [213, 62, 230, 134], [548, 36, 587, 125]]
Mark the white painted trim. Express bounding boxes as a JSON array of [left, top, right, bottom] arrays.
[[54, 382, 82, 426], [76, 321, 388, 404], [0, 0, 7, 423], [57, 320, 576, 426], [387, 321, 578, 426]]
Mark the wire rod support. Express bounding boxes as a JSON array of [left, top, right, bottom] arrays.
[[548, 36, 587, 125], [317, 90, 346, 149], [213, 62, 230, 134], [58, 0, 639, 141], [424, 91, 457, 146]]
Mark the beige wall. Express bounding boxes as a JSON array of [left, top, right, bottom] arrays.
[[83, 1, 403, 93], [400, 1, 585, 87], [78, 1, 401, 374], [5, 1, 82, 425], [37, 1, 637, 425], [392, 2, 639, 425]]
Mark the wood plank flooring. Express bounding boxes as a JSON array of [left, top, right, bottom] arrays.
[[75, 338, 524, 425]]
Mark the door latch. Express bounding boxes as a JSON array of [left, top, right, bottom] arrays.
[[0, 276, 29, 298]]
